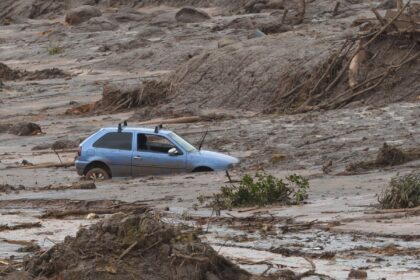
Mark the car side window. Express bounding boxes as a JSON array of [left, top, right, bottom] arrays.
[[138, 134, 176, 154], [93, 132, 132, 151]]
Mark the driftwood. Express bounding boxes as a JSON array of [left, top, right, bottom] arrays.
[[118, 241, 138, 260], [297, 0, 306, 24], [332, 1, 340, 16], [138, 116, 201, 125], [0, 222, 41, 232], [13, 161, 74, 169]]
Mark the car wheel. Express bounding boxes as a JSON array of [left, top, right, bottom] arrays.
[[85, 167, 110, 180]]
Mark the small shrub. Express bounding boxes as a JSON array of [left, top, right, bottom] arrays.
[[378, 172, 420, 209], [202, 173, 309, 209], [48, 43, 63, 55]]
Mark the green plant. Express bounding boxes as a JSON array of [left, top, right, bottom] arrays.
[[378, 172, 420, 209], [48, 43, 63, 55], [202, 173, 310, 209]]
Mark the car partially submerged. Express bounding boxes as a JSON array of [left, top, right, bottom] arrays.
[[75, 125, 239, 180]]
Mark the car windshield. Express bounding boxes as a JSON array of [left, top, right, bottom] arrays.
[[170, 132, 197, 152]]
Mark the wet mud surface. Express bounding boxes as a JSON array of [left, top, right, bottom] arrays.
[[0, 0, 419, 279]]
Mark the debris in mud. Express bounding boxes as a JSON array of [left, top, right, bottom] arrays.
[[0, 184, 25, 194], [51, 139, 80, 150], [0, 62, 70, 81], [200, 173, 309, 209], [175, 7, 211, 23], [0, 222, 41, 232], [378, 172, 420, 209], [36, 181, 96, 192], [7, 122, 42, 136], [21, 159, 33, 166], [242, 0, 285, 14], [0, 123, 12, 133], [169, 5, 420, 115], [9, 212, 250, 280], [273, 4, 420, 113], [65, 5, 102, 25], [346, 143, 420, 173], [0, 63, 19, 81], [67, 80, 171, 115], [212, 16, 291, 34], [348, 269, 368, 279], [17, 243, 41, 253], [39, 200, 149, 219]]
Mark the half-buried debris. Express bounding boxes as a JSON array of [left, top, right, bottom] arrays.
[[0, 122, 42, 136], [66, 79, 170, 115], [346, 143, 420, 173], [5, 212, 251, 280], [0, 62, 70, 81]]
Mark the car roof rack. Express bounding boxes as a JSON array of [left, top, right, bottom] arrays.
[[154, 124, 163, 133], [118, 121, 128, 132]]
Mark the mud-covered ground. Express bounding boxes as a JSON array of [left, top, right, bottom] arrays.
[[0, 0, 419, 279]]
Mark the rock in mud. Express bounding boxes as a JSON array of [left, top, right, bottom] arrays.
[[51, 139, 79, 150], [65, 5, 102, 25], [8, 122, 42, 136], [175, 7, 211, 23], [14, 212, 250, 280]]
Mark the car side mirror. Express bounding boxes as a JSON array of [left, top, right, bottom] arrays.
[[168, 147, 179, 156]]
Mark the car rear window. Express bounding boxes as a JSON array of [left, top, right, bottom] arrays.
[[93, 132, 132, 150]]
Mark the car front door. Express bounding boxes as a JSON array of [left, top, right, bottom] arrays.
[[132, 133, 187, 176]]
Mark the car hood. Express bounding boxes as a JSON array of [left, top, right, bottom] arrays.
[[192, 150, 239, 163]]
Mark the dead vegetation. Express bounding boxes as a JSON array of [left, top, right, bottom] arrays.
[[5, 212, 251, 280], [346, 143, 420, 173], [66, 79, 171, 115], [378, 172, 420, 209], [165, 3, 419, 116], [200, 173, 309, 210], [271, 3, 420, 113]]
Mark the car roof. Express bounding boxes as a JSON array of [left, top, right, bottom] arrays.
[[101, 127, 172, 135]]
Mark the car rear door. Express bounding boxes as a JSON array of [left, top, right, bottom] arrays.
[[92, 132, 133, 177], [132, 133, 187, 176]]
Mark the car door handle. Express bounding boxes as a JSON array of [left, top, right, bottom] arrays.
[[133, 155, 142, 160]]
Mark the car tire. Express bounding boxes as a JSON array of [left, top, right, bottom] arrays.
[[85, 167, 110, 180]]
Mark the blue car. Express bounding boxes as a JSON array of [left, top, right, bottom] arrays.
[[75, 125, 239, 180]]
